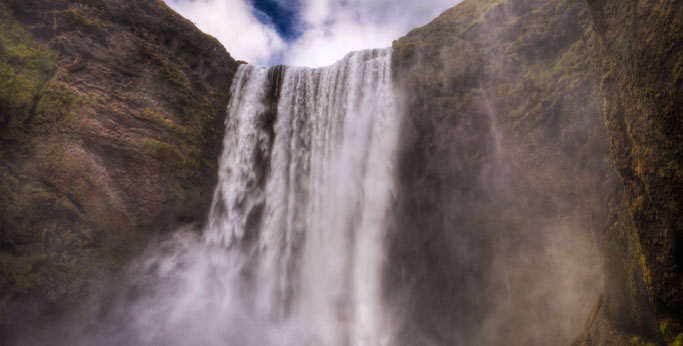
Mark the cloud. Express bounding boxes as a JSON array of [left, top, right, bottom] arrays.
[[165, 0, 287, 65], [164, 0, 462, 67]]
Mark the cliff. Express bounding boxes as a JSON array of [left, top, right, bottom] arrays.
[[390, 0, 681, 345], [0, 0, 237, 337], [584, 0, 682, 344]]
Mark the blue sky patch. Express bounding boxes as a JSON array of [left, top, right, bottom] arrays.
[[250, 0, 302, 41]]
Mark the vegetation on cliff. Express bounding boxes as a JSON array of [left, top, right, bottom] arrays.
[[0, 0, 237, 338], [584, 0, 682, 344]]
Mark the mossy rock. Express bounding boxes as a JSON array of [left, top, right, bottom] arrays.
[[0, 0, 238, 338]]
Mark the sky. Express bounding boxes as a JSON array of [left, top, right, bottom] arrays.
[[163, 0, 462, 67]]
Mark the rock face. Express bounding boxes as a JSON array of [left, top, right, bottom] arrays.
[[583, 0, 682, 344], [0, 0, 237, 337], [389, 0, 681, 345]]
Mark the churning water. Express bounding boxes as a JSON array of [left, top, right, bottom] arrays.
[[67, 48, 400, 346]]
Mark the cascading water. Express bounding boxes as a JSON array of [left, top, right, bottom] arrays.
[[205, 47, 399, 346], [72, 48, 400, 346]]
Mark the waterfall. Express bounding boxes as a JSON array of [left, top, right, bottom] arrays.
[[205, 48, 398, 346], [79, 48, 399, 346]]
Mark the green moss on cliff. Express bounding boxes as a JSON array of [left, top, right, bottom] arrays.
[[585, 0, 683, 343], [161, 59, 192, 92], [138, 108, 188, 135], [0, 9, 95, 315], [52, 6, 114, 31], [0, 0, 237, 335], [0, 4, 58, 141]]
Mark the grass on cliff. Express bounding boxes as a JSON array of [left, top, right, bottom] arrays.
[[0, 4, 58, 141], [0, 2, 100, 318]]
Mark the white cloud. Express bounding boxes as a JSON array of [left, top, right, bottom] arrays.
[[164, 0, 462, 67], [282, 22, 397, 67], [165, 0, 286, 64]]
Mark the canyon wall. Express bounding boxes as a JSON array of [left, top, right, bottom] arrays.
[[389, 0, 681, 344], [0, 0, 237, 337], [585, 0, 682, 344]]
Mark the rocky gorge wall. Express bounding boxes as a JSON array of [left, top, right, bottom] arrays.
[[584, 0, 682, 344], [0, 0, 237, 338], [389, 0, 681, 345]]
